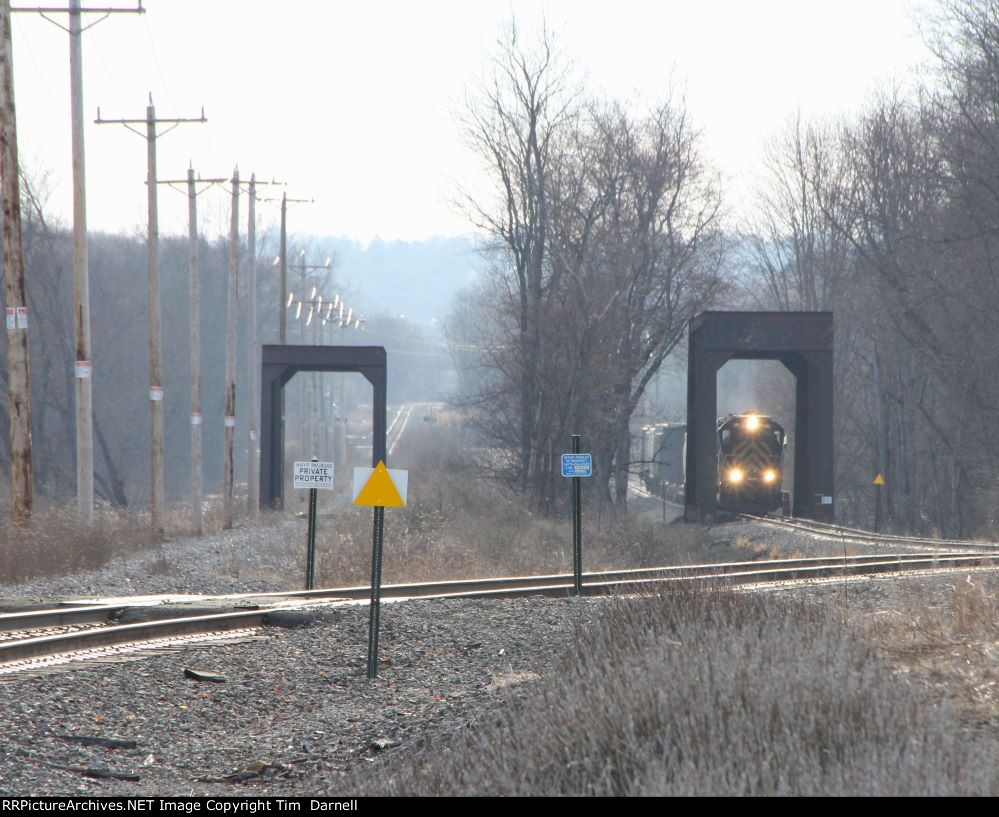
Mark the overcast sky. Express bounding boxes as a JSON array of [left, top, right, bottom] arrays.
[[11, 0, 934, 243]]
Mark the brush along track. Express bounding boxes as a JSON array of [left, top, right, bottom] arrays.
[[741, 513, 999, 553], [3, 551, 999, 674]]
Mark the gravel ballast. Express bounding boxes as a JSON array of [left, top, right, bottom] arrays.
[[0, 596, 601, 795], [2, 516, 997, 795]]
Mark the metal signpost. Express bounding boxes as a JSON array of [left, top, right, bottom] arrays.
[[561, 437, 592, 597], [294, 458, 334, 589], [353, 461, 408, 679], [873, 472, 885, 532]]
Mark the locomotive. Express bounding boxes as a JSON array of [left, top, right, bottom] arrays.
[[638, 413, 786, 513], [716, 413, 785, 512]]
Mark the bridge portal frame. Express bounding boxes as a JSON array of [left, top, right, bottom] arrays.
[[260, 344, 386, 510], [683, 311, 834, 521]]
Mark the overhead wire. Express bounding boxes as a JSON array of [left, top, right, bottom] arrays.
[[142, 10, 178, 112], [12, 13, 66, 114]]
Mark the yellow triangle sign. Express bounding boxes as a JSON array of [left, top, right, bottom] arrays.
[[354, 461, 406, 507], [873, 473, 885, 486]]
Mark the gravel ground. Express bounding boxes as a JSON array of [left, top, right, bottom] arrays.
[[2, 516, 997, 796], [0, 596, 602, 795]]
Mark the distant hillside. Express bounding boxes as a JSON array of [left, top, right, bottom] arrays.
[[315, 235, 484, 325]]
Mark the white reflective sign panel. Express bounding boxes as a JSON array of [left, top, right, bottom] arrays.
[[294, 460, 335, 490]]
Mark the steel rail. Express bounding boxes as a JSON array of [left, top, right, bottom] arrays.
[[3, 552, 999, 670], [742, 514, 999, 552], [7, 552, 978, 631], [0, 608, 268, 665], [33, 550, 997, 610], [213, 551, 988, 603], [357, 553, 999, 600], [0, 604, 124, 632]]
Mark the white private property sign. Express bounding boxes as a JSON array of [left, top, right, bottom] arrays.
[[294, 460, 335, 490]]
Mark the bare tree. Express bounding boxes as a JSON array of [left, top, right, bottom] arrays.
[[459, 20, 577, 503]]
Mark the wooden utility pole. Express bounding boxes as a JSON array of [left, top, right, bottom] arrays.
[[68, 0, 92, 523], [261, 192, 313, 345], [223, 169, 239, 529], [279, 192, 287, 344], [310, 296, 320, 455], [96, 99, 206, 536], [144, 100, 164, 537], [0, 0, 32, 525], [296, 254, 335, 460], [187, 168, 203, 535], [154, 171, 227, 535], [246, 175, 258, 516], [14, 0, 144, 530], [159, 171, 275, 532]]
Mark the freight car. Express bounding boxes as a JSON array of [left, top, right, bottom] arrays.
[[639, 422, 686, 502]]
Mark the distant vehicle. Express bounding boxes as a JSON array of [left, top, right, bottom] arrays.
[[716, 413, 785, 513], [639, 423, 686, 503]]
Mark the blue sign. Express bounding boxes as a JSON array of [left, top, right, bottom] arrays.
[[561, 453, 593, 478]]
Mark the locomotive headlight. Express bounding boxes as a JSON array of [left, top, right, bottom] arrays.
[[727, 467, 744, 484], [744, 414, 761, 432], [763, 469, 778, 484]]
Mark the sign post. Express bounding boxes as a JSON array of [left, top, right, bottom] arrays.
[[293, 458, 334, 589], [353, 461, 408, 679], [368, 505, 385, 678], [873, 472, 885, 532], [561, 438, 592, 597]]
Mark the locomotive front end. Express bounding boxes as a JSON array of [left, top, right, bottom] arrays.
[[717, 413, 785, 512]]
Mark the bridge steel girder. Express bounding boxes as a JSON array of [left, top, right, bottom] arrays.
[[260, 344, 387, 510], [683, 311, 834, 522]]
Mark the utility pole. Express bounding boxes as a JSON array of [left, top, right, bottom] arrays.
[[291, 253, 332, 459], [262, 192, 312, 345], [223, 168, 239, 530], [14, 2, 144, 526], [241, 176, 284, 513], [260, 191, 310, 509], [68, 0, 91, 522], [246, 174, 257, 517], [187, 168, 203, 535], [0, 0, 32, 525], [279, 192, 286, 344], [300, 252, 309, 459], [223, 174, 284, 525], [156, 171, 227, 535], [96, 98, 206, 537], [158, 171, 279, 531]]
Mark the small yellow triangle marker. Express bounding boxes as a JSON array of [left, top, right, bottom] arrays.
[[873, 473, 885, 486], [354, 461, 406, 507]]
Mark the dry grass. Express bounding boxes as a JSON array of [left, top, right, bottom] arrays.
[[0, 418, 798, 588], [0, 505, 154, 586], [871, 573, 999, 722], [307, 421, 711, 586], [0, 490, 275, 586], [346, 585, 998, 796]]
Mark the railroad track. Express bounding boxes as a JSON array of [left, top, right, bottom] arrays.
[[741, 513, 999, 553], [4, 550, 999, 675]]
